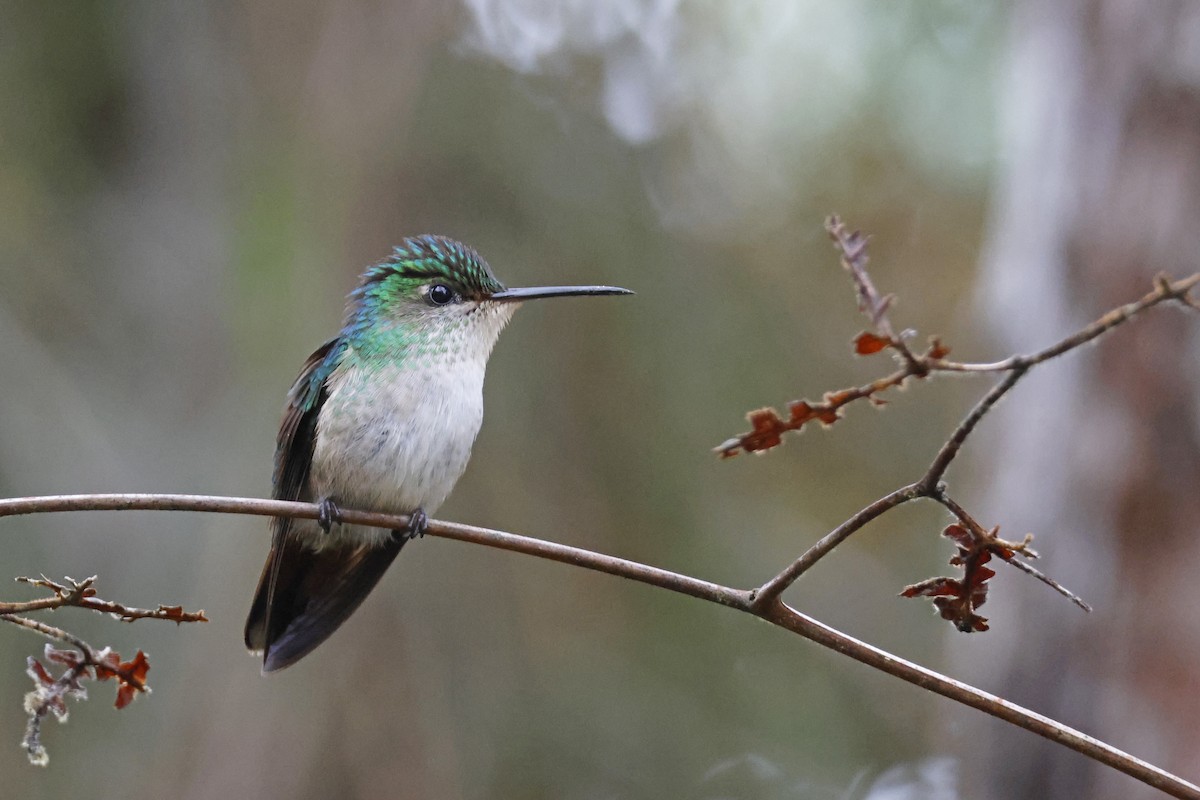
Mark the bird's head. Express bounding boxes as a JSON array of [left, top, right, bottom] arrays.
[[345, 235, 631, 363]]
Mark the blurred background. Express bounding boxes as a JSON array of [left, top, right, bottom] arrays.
[[1, 2, 1198, 798]]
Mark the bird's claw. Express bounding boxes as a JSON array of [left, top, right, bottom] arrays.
[[317, 497, 343, 534], [402, 507, 428, 541]]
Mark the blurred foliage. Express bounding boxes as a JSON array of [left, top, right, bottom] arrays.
[[0, 2, 1007, 798]]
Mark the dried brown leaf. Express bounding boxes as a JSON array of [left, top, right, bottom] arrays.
[[853, 331, 890, 355], [902, 524, 1004, 633], [93, 649, 151, 709]]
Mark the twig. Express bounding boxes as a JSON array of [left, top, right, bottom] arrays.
[[926, 272, 1200, 373], [0, 493, 1195, 798], [2, 575, 208, 623], [1, 613, 93, 653], [932, 492, 1091, 612], [750, 483, 923, 609], [919, 367, 1027, 492]]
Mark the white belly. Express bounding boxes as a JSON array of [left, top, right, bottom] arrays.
[[306, 358, 485, 548]]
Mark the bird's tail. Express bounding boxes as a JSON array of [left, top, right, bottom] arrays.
[[244, 533, 406, 672]]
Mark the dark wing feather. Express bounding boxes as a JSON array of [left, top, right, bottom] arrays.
[[254, 534, 405, 672], [274, 337, 343, 503]]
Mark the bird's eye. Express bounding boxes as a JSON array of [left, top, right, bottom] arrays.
[[427, 283, 455, 306]]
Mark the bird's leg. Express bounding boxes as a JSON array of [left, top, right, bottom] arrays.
[[395, 507, 428, 542], [317, 497, 343, 534]]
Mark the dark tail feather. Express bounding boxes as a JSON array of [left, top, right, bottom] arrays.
[[244, 533, 406, 673]]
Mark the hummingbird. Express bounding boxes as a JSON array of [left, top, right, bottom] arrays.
[[244, 235, 631, 672]]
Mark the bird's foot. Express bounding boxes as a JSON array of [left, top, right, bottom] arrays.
[[317, 497, 344, 534], [398, 507, 428, 541]]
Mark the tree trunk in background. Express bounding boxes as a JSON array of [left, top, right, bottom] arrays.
[[971, 1, 1200, 797]]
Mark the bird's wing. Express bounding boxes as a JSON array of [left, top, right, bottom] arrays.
[[243, 338, 342, 654], [274, 337, 344, 504]]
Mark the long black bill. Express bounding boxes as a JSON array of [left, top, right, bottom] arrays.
[[490, 285, 633, 302]]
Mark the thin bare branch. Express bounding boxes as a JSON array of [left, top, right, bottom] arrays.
[[1, 613, 93, 653], [759, 599, 1195, 798], [1002, 557, 1093, 613], [1026, 273, 1197, 361], [0, 494, 750, 610], [919, 366, 1027, 492], [751, 483, 922, 609], [928, 272, 1200, 373], [1, 492, 1194, 797]]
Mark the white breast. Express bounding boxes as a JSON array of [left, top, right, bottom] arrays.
[[307, 356, 486, 548]]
